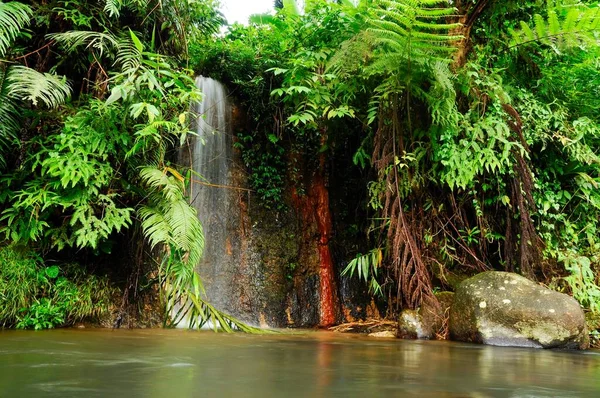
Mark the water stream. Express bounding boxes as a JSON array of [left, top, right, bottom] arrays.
[[181, 76, 244, 322], [1, 329, 599, 397]]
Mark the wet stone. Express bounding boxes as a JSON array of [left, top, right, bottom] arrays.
[[398, 292, 454, 340]]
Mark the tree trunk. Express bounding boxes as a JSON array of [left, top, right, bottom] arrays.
[[453, 0, 490, 68]]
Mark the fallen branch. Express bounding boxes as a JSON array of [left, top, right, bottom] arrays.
[[329, 318, 397, 333]]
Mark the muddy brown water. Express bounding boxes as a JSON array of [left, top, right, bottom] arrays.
[[1, 329, 599, 397]]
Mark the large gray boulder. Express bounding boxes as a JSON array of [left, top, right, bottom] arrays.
[[449, 271, 588, 349]]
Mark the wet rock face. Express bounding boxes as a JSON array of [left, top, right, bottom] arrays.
[[449, 271, 589, 349]]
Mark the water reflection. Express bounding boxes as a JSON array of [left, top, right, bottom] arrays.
[[0, 329, 599, 397]]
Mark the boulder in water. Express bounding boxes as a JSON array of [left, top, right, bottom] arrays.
[[449, 271, 588, 349]]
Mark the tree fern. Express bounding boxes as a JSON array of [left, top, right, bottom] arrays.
[[510, 2, 600, 50], [368, 0, 462, 71], [338, 0, 463, 310]]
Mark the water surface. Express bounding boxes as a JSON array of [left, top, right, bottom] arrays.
[[1, 329, 599, 397]]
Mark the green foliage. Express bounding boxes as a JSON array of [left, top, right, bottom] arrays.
[[437, 64, 522, 190], [0, 1, 31, 56], [193, 0, 368, 208], [234, 131, 287, 207], [139, 167, 204, 268], [0, 2, 71, 166], [0, 245, 113, 329], [559, 254, 600, 314], [0, 0, 259, 332], [0, 104, 133, 250], [510, 1, 600, 51], [342, 248, 384, 296]]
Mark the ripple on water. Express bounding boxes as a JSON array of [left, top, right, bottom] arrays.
[[35, 381, 100, 394], [165, 362, 195, 368]]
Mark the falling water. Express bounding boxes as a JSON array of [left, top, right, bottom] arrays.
[[181, 76, 241, 322]]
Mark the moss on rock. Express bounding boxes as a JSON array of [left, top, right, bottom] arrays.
[[449, 271, 588, 349]]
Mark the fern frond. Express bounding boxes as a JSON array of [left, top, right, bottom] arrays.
[[138, 166, 204, 266], [368, 0, 462, 73], [164, 267, 265, 333], [7, 66, 71, 107], [511, 3, 600, 50], [104, 0, 122, 18], [116, 33, 142, 73], [166, 198, 204, 265], [138, 206, 171, 249], [0, 66, 18, 164], [47, 31, 119, 57], [0, 1, 32, 57], [139, 167, 185, 202]]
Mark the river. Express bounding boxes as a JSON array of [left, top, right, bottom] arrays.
[[1, 329, 599, 397]]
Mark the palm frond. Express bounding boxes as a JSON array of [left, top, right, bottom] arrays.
[[47, 31, 119, 57], [7, 66, 71, 107], [0, 1, 32, 57]]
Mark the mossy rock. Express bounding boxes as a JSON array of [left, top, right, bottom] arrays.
[[398, 291, 454, 340], [449, 271, 588, 349]]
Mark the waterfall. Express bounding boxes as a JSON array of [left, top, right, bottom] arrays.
[[178, 76, 346, 328], [181, 76, 242, 324]]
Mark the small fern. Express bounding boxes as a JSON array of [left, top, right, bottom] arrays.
[[342, 248, 384, 296]]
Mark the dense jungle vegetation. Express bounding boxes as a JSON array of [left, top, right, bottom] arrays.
[[0, 0, 599, 333]]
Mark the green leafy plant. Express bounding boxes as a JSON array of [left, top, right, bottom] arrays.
[[342, 248, 384, 296], [0, 245, 113, 329], [0, 1, 70, 165], [510, 1, 600, 51]]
